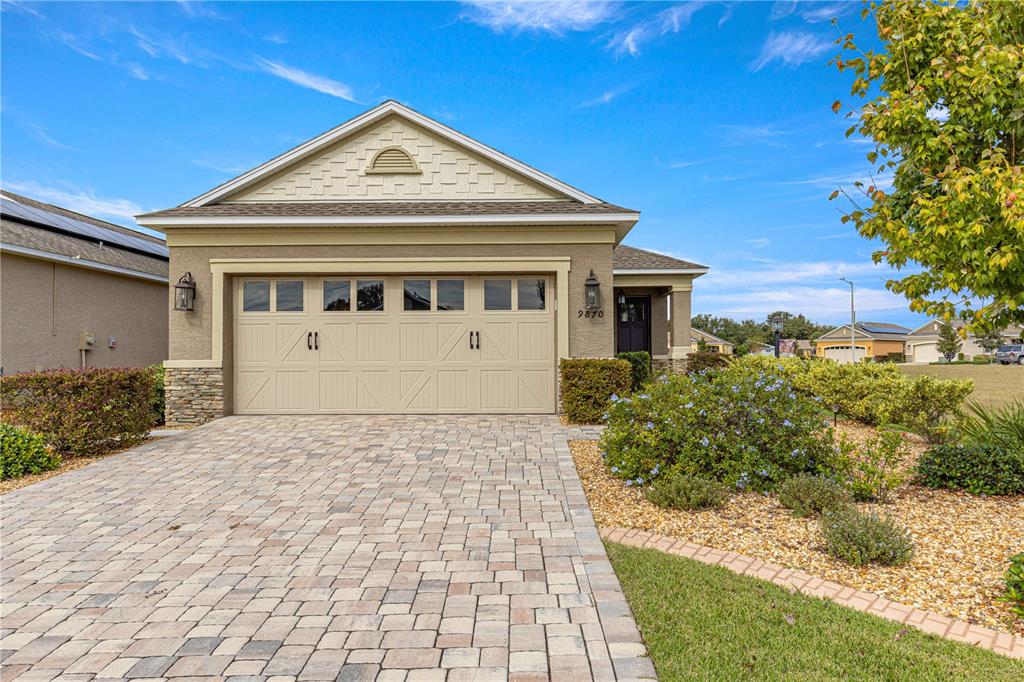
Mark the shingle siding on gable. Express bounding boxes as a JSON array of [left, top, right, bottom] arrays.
[[232, 115, 562, 202]]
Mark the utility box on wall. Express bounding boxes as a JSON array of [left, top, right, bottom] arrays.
[[78, 332, 96, 351]]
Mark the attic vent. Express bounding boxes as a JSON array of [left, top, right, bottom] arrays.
[[367, 147, 421, 174]]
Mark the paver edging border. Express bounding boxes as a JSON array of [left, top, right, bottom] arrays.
[[599, 526, 1024, 661]]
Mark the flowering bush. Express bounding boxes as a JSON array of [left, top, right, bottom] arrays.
[[0, 424, 60, 480], [600, 360, 834, 491], [0, 367, 156, 457]]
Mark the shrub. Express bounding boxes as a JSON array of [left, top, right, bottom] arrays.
[[882, 374, 973, 443], [957, 400, 1024, 451], [1001, 553, 1024, 618], [600, 360, 834, 490], [684, 351, 731, 376], [777, 474, 851, 517], [0, 367, 157, 457], [150, 364, 166, 426], [887, 352, 906, 363], [559, 358, 632, 425], [830, 431, 909, 503], [0, 424, 61, 480], [973, 355, 992, 364], [916, 443, 1024, 496], [646, 472, 730, 510], [616, 351, 652, 391], [820, 507, 914, 566]]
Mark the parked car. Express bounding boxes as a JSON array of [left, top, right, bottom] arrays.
[[995, 344, 1024, 365]]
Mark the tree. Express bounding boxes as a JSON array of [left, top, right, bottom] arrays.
[[976, 328, 1005, 354], [696, 336, 710, 352], [832, 1, 1024, 335], [937, 321, 962, 362], [763, 311, 833, 340]]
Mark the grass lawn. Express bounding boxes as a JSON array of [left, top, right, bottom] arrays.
[[900, 364, 1024, 409], [605, 542, 1024, 681]]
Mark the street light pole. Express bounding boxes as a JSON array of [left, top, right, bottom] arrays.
[[840, 277, 856, 363]]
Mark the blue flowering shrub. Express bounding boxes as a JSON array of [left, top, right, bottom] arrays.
[[599, 361, 834, 491]]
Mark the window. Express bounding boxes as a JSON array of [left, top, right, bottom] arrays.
[[517, 279, 545, 311], [356, 279, 385, 311], [484, 279, 512, 311], [323, 280, 351, 311], [403, 280, 431, 311], [276, 280, 304, 312], [437, 280, 464, 311], [242, 281, 270, 312]]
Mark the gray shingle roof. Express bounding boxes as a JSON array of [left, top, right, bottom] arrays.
[[2, 190, 164, 245], [139, 200, 636, 219], [612, 245, 708, 271]]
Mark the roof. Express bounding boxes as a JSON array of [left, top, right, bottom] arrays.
[[816, 321, 910, 342], [178, 100, 610, 208], [139, 200, 633, 220], [0, 190, 168, 280], [612, 245, 708, 272], [691, 327, 733, 346], [908, 319, 1024, 337]]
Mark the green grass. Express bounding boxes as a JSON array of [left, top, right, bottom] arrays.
[[605, 542, 1024, 681], [900, 364, 1024, 409]]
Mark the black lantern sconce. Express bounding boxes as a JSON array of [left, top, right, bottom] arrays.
[[770, 314, 784, 358], [173, 272, 196, 312], [584, 270, 602, 310]]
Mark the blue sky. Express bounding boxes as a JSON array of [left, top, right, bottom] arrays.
[[1, 0, 922, 327]]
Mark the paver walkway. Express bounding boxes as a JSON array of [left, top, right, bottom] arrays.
[[1, 416, 656, 682]]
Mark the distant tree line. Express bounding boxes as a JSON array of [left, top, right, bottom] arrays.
[[692, 311, 833, 354]]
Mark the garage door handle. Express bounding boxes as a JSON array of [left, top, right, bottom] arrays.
[[469, 331, 475, 350], [314, 331, 319, 350], [307, 332, 312, 350]]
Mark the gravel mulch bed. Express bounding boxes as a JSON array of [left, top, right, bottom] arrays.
[[572, 423, 1024, 635]]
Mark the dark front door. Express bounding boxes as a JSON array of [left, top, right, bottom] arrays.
[[617, 295, 651, 354]]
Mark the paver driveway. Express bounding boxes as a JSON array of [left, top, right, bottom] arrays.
[[1, 416, 655, 682]]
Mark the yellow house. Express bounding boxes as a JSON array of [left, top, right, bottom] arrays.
[[814, 321, 910, 363], [690, 328, 734, 354]]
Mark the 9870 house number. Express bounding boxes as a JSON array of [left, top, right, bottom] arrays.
[[578, 310, 604, 318]]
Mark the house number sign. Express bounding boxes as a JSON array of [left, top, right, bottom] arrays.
[[578, 310, 604, 318]]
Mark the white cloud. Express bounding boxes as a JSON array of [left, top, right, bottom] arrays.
[[663, 158, 710, 169], [608, 2, 708, 56], [264, 33, 288, 45], [3, 180, 146, 225], [769, 1, 798, 20], [28, 124, 76, 150], [695, 284, 910, 320], [55, 31, 101, 61], [701, 259, 888, 288], [751, 30, 832, 71], [926, 101, 949, 122], [193, 159, 252, 174], [1, 1, 44, 19], [129, 25, 196, 65], [126, 63, 150, 81], [745, 238, 771, 248], [461, 1, 618, 34], [799, 2, 855, 24], [578, 83, 635, 108], [715, 122, 792, 147], [254, 57, 358, 102], [175, 1, 227, 20]]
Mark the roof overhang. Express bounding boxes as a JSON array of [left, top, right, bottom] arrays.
[[1, 242, 169, 284], [181, 100, 604, 207], [611, 270, 705, 289]]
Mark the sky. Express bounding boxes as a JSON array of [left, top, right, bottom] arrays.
[[0, 0, 926, 328]]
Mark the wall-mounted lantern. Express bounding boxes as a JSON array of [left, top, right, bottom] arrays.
[[584, 270, 602, 310], [173, 272, 196, 312]]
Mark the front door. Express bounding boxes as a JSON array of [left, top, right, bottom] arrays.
[[616, 295, 650, 354]]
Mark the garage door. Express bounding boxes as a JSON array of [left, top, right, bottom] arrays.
[[909, 342, 940, 364], [234, 276, 555, 414], [824, 346, 866, 364]]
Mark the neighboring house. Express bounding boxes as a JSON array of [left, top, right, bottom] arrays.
[[137, 100, 708, 424], [814, 321, 910, 363], [690, 327, 734, 354], [905, 319, 1024, 363], [0, 190, 168, 374]]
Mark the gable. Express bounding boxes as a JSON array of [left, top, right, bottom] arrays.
[[819, 325, 872, 340], [229, 114, 564, 203]]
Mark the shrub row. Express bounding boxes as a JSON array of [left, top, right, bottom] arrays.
[[0, 367, 157, 457], [0, 423, 60, 480], [559, 358, 632, 424]]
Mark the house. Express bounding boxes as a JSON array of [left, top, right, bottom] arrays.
[[690, 327, 734, 354], [905, 319, 1024, 363], [0, 190, 168, 374], [137, 101, 708, 424], [814, 321, 910, 363]]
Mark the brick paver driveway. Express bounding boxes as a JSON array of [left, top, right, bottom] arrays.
[[1, 416, 655, 682]]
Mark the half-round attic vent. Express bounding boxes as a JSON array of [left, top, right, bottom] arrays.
[[367, 147, 421, 174]]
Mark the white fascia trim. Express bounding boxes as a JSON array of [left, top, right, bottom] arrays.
[[1, 242, 169, 284], [181, 101, 603, 207], [613, 268, 709, 275], [138, 212, 639, 228]]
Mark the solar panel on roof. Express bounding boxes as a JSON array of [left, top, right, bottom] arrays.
[[1, 197, 168, 259], [859, 323, 909, 334]]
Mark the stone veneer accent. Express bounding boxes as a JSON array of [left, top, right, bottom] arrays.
[[653, 357, 688, 374], [164, 366, 224, 426]]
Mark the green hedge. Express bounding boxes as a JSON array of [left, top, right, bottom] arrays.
[[684, 351, 731, 375], [150, 364, 165, 426], [559, 358, 632, 424], [0, 367, 157, 457], [916, 443, 1024, 496], [0, 423, 60, 480], [615, 351, 652, 391]]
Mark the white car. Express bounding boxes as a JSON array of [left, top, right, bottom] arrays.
[[995, 344, 1024, 365]]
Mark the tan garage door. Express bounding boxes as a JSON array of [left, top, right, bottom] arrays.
[[909, 342, 940, 364], [234, 275, 555, 414], [824, 346, 866, 364]]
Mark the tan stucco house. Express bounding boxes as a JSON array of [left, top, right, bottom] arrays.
[[690, 328, 734, 354], [137, 101, 707, 424], [1, 190, 168, 374], [906, 319, 1023, 363], [814, 321, 910, 363]]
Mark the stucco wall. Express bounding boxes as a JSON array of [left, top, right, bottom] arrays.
[[1, 253, 168, 373], [168, 241, 615, 364]]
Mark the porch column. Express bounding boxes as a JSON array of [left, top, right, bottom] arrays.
[[668, 284, 693, 361]]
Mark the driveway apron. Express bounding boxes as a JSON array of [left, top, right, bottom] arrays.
[[1, 416, 656, 681]]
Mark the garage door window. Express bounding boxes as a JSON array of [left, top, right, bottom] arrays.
[[437, 280, 464, 311], [323, 280, 351, 311], [357, 279, 385, 312], [484, 279, 512, 311], [403, 280, 431, 311], [517, 279, 546, 311], [242, 280, 270, 312], [276, 280, 304, 312]]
